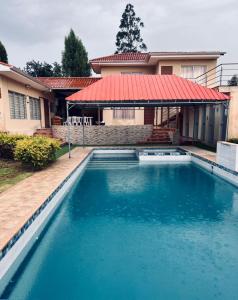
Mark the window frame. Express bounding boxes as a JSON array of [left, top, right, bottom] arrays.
[[8, 91, 27, 120], [113, 108, 136, 120], [29, 96, 41, 120], [181, 65, 207, 80]]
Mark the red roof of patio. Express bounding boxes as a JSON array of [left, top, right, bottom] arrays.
[[66, 75, 229, 103]]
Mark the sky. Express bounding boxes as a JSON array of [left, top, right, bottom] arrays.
[[0, 0, 237, 68]]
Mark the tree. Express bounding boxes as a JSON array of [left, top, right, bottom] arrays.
[[228, 75, 238, 86], [115, 3, 147, 53], [24, 60, 63, 77], [0, 41, 8, 63], [62, 29, 91, 77], [52, 62, 62, 77]]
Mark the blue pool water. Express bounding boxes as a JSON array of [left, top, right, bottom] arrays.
[[2, 154, 238, 300]]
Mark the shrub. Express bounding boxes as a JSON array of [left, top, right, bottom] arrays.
[[0, 132, 29, 159], [228, 138, 238, 144], [15, 136, 60, 169]]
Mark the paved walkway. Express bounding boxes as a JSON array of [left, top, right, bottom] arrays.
[[0, 145, 216, 251], [0, 147, 92, 251], [180, 146, 216, 162]]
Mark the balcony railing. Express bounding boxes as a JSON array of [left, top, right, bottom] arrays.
[[194, 63, 238, 88]]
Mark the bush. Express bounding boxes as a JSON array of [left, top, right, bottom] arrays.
[[0, 133, 29, 159], [228, 138, 238, 144], [15, 136, 60, 169]]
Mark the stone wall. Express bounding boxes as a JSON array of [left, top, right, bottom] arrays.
[[52, 125, 153, 145]]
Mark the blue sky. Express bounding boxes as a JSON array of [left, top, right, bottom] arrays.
[[0, 0, 237, 68]]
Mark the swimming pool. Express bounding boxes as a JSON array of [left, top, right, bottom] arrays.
[[1, 152, 238, 299]]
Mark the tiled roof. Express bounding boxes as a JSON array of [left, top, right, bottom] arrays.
[[90, 51, 225, 63], [66, 75, 229, 103], [90, 53, 149, 63], [37, 77, 101, 89], [0, 61, 13, 67]]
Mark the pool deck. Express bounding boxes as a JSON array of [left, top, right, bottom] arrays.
[[0, 146, 216, 252]]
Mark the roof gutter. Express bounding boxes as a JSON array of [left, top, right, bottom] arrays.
[[66, 100, 229, 108]]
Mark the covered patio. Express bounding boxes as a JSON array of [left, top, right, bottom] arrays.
[[55, 74, 229, 153]]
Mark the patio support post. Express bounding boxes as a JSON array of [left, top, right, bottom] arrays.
[[161, 107, 163, 126], [98, 107, 101, 125], [155, 107, 158, 127], [66, 101, 71, 159], [167, 107, 170, 128], [176, 107, 179, 129], [82, 110, 85, 147]]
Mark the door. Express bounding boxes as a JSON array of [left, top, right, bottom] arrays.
[[193, 107, 199, 140], [44, 99, 50, 128], [201, 106, 206, 141], [144, 108, 155, 125], [161, 66, 173, 75]]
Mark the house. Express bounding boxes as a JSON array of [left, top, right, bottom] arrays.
[[85, 51, 238, 147], [90, 51, 226, 130], [60, 51, 232, 147], [0, 62, 51, 135], [0, 63, 99, 135]]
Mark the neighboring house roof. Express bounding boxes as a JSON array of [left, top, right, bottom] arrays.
[[0, 61, 49, 91], [90, 51, 226, 73], [37, 77, 101, 89], [66, 75, 229, 105]]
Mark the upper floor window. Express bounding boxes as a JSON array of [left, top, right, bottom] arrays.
[[8, 91, 27, 119], [161, 66, 173, 75], [30, 97, 41, 120], [113, 108, 135, 119], [181, 65, 207, 80]]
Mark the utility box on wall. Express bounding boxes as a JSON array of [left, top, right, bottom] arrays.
[[217, 141, 238, 172]]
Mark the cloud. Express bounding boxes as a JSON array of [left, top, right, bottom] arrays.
[[0, 0, 237, 67]]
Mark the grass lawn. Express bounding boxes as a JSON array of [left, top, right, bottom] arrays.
[[0, 160, 32, 193], [0, 145, 76, 193], [55, 144, 77, 159]]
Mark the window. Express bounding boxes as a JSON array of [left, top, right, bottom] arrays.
[[161, 66, 173, 75], [181, 65, 207, 80], [30, 97, 41, 120], [8, 91, 27, 119], [113, 108, 135, 119]]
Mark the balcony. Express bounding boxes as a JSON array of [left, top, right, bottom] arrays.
[[195, 63, 238, 88]]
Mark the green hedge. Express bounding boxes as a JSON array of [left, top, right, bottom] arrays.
[[0, 133, 29, 159], [15, 136, 60, 169], [228, 139, 238, 144]]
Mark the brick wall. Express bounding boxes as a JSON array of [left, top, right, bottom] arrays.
[[52, 125, 153, 145]]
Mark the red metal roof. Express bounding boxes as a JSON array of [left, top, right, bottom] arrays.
[[66, 75, 229, 103], [90, 53, 149, 63], [37, 77, 101, 89]]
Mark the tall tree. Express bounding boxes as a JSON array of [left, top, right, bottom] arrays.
[[62, 29, 91, 77], [115, 3, 147, 53], [0, 41, 8, 63]]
